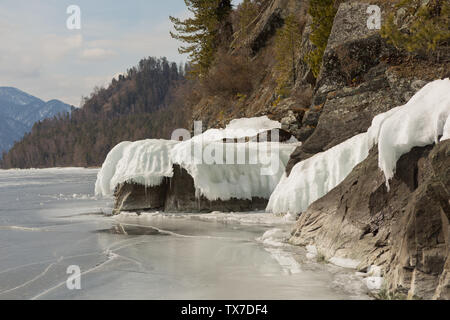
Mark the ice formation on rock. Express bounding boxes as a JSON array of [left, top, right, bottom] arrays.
[[268, 79, 450, 214], [95, 140, 179, 197], [95, 116, 299, 201]]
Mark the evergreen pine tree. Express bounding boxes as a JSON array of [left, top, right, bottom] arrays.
[[381, 0, 450, 60], [274, 15, 303, 96], [170, 0, 232, 77], [234, 0, 259, 51], [304, 0, 337, 78]]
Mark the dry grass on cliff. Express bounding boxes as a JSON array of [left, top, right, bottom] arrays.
[[387, 57, 450, 81], [201, 50, 256, 99]]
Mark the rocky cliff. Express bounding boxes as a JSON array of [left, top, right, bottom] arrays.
[[98, 0, 450, 299], [290, 141, 449, 299], [282, 1, 449, 299], [286, 1, 447, 174]]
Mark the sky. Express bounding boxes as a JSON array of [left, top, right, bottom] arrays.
[[0, 0, 241, 107]]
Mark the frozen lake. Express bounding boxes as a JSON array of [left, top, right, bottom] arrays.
[[0, 168, 370, 299]]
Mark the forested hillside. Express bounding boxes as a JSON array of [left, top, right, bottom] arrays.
[[2, 0, 448, 169], [1, 57, 194, 168], [1, 0, 308, 169]]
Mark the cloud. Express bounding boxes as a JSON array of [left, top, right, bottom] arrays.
[[0, 32, 83, 81], [41, 34, 83, 60], [0, 1, 190, 106], [83, 73, 121, 90], [80, 48, 116, 60]]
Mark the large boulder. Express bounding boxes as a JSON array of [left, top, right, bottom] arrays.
[[113, 165, 268, 214], [164, 165, 268, 213], [290, 140, 450, 299], [113, 181, 169, 214]]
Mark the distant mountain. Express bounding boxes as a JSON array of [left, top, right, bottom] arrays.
[[0, 87, 73, 155]]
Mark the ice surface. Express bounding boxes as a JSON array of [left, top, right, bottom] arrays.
[[0, 169, 372, 300], [129, 211, 297, 226], [268, 79, 450, 214], [256, 228, 290, 247], [264, 248, 302, 274], [96, 117, 299, 201]]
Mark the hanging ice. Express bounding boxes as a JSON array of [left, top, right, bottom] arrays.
[[95, 116, 299, 201], [267, 78, 450, 214], [95, 139, 179, 197]]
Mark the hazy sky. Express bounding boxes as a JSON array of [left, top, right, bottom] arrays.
[[0, 0, 241, 106]]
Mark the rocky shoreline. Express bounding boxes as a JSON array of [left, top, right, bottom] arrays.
[[290, 141, 449, 300], [101, 1, 449, 300], [283, 2, 449, 299]]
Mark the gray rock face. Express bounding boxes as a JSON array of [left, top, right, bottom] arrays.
[[113, 165, 268, 214], [165, 165, 268, 213], [290, 140, 450, 299], [114, 181, 168, 214], [301, 108, 321, 126], [281, 110, 304, 140], [286, 2, 428, 175], [249, 0, 288, 54], [221, 128, 294, 143], [282, 1, 449, 300]]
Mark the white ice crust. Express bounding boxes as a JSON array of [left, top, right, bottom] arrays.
[[95, 116, 298, 201], [95, 140, 179, 197], [268, 79, 450, 214]]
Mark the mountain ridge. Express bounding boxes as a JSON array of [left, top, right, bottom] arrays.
[[0, 57, 190, 168], [0, 87, 73, 155]]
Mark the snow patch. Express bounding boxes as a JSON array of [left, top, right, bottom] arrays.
[[441, 114, 450, 141], [367, 265, 382, 277], [188, 116, 282, 143], [226, 116, 281, 131], [328, 257, 361, 269], [305, 245, 318, 259], [256, 228, 289, 247], [267, 133, 371, 214], [363, 277, 384, 291], [358, 265, 384, 291]]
